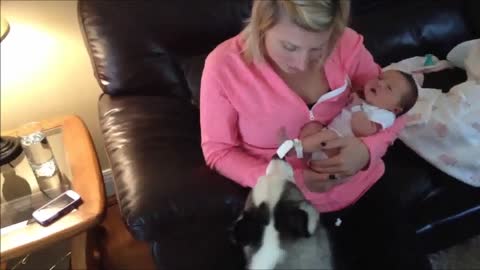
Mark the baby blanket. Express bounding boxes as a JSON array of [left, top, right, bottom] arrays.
[[382, 39, 480, 186]]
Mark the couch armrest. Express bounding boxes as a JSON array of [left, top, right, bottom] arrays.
[[98, 94, 248, 241]]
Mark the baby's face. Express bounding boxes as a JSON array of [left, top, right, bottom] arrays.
[[363, 70, 410, 114]]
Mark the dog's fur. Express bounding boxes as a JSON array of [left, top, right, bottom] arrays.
[[232, 157, 333, 270]]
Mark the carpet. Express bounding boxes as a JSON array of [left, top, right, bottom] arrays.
[[429, 234, 480, 270]]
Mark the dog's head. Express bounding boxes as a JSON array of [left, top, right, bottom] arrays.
[[232, 157, 319, 269]]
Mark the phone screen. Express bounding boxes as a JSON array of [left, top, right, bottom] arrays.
[[35, 194, 76, 220]]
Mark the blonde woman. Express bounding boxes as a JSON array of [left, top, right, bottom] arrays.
[[200, 1, 429, 269]]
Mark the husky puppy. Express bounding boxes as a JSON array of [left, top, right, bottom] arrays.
[[232, 156, 333, 270]]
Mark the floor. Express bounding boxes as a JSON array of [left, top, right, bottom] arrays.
[[3, 196, 479, 270], [97, 198, 155, 270]]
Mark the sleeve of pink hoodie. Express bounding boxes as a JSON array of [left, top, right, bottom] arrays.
[[199, 53, 268, 188], [340, 28, 406, 164]]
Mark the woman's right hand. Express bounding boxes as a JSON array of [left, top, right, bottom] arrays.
[[300, 128, 340, 193]]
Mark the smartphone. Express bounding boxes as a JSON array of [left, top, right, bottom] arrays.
[[32, 190, 82, 226]]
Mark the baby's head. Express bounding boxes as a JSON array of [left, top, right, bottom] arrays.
[[363, 70, 418, 116]]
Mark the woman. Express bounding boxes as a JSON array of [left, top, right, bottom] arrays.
[[200, 0, 429, 269]]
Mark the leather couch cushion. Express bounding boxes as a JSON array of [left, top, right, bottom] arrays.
[[98, 94, 247, 240], [465, 0, 480, 35], [79, 0, 476, 98], [79, 0, 251, 96], [422, 67, 467, 92], [180, 54, 207, 107], [350, 0, 476, 66], [386, 140, 480, 253]]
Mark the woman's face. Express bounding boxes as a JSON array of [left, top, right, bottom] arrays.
[[264, 13, 331, 74]]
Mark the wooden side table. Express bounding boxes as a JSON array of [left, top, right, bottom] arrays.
[[0, 115, 106, 269]]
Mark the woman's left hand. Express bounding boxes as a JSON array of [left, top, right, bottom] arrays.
[[308, 136, 370, 179]]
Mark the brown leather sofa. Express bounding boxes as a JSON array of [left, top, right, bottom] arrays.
[[78, 0, 480, 269]]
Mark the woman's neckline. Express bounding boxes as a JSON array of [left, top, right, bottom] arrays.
[[263, 54, 334, 91]]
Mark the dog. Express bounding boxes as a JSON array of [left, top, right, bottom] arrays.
[[232, 155, 334, 270]]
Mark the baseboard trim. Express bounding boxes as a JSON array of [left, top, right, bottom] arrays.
[[102, 169, 115, 196]]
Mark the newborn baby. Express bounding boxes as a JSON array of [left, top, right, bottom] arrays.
[[300, 69, 419, 161]]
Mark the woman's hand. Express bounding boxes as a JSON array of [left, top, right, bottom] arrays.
[[308, 136, 370, 179]]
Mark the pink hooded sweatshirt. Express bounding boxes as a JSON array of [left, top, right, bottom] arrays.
[[200, 28, 405, 212]]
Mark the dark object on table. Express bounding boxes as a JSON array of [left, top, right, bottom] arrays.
[[0, 136, 23, 166]]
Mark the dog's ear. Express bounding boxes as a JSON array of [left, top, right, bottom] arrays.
[[273, 202, 311, 238], [231, 203, 269, 246]]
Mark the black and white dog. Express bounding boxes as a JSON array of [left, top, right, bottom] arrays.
[[232, 156, 334, 270]]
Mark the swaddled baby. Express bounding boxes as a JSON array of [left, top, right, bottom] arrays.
[[301, 69, 419, 161]]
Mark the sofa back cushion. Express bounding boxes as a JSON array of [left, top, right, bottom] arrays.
[[78, 0, 251, 97], [79, 0, 477, 100], [352, 0, 476, 66]]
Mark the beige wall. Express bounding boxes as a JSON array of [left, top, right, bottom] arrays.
[[1, 0, 110, 170]]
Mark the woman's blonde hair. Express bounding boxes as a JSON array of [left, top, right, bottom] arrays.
[[241, 0, 350, 62]]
